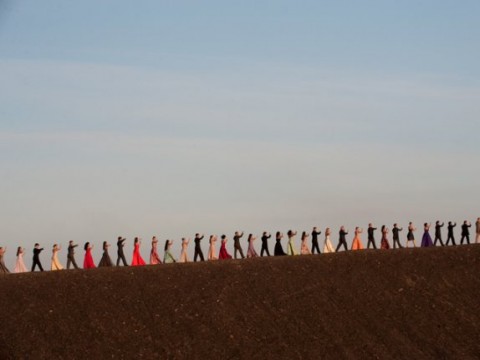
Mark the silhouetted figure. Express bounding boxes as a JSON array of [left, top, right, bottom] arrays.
[[460, 221, 472, 245], [476, 218, 480, 244], [311, 227, 322, 254], [233, 231, 245, 259], [367, 223, 377, 249], [116, 236, 128, 266], [31, 243, 44, 272], [194, 233, 205, 262], [260, 232, 271, 257], [446, 222, 457, 246], [335, 226, 349, 252], [392, 224, 403, 249], [66, 240, 79, 269], [434, 221, 445, 246], [274, 232, 287, 256], [406, 222, 417, 248]]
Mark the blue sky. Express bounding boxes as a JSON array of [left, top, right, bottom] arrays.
[[0, 1, 479, 267]]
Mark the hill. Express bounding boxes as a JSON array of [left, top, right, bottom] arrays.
[[1, 245, 480, 359]]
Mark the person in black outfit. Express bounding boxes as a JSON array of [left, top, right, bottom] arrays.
[[233, 231, 245, 259], [274, 231, 287, 256], [116, 236, 128, 266], [460, 221, 472, 245], [66, 240, 79, 269], [260, 232, 271, 257], [433, 221, 445, 246], [31, 243, 44, 272], [193, 233, 205, 262], [392, 224, 403, 249], [311, 227, 322, 254], [367, 223, 377, 249], [446, 222, 457, 246], [335, 226, 349, 252]]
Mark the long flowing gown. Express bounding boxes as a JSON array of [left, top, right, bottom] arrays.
[[274, 238, 287, 256], [300, 238, 311, 255], [14, 252, 27, 273], [219, 240, 232, 260], [247, 238, 258, 258], [287, 236, 298, 256], [381, 232, 390, 250], [421, 230, 434, 247], [131, 243, 146, 266], [0, 251, 10, 274], [150, 243, 162, 265], [208, 238, 218, 260], [351, 231, 364, 250], [323, 235, 335, 253], [83, 248, 96, 269], [179, 240, 190, 263], [98, 246, 113, 267], [51, 248, 64, 270], [164, 249, 176, 263]]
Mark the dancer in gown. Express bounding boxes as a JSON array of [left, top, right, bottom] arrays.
[[392, 224, 403, 249], [434, 221, 445, 246], [311, 227, 322, 254], [287, 230, 298, 255], [421, 223, 434, 247], [116, 236, 128, 267], [51, 244, 64, 271], [380, 226, 390, 250], [446, 221, 457, 246], [367, 223, 377, 249], [460, 220, 472, 245], [193, 234, 205, 262], [0, 247, 10, 274], [14, 247, 27, 273], [131, 237, 146, 266], [98, 241, 113, 267], [274, 231, 287, 256], [208, 235, 218, 260], [179, 238, 190, 263], [164, 240, 176, 263], [66, 240, 79, 269], [260, 232, 271, 257], [31, 243, 44, 272], [150, 237, 162, 265], [233, 231, 245, 259], [476, 218, 480, 244], [83, 242, 96, 269], [300, 231, 311, 255], [406, 222, 417, 248], [336, 226, 349, 252], [351, 227, 364, 250], [219, 235, 232, 260], [246, 234, 258, 258], [323, 228, 335, 253]]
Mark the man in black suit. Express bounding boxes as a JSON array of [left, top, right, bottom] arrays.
[[260, 232, 271, 257], [233, 231, 245, 259], [335, 226, 349, 252], [116, 236, 128, 266], [460, 221, 472, 245], [311, 227, 322, 254], [446, 222, 456, 245], [66, 240, 79, 269], [193, 233, 205, 262], [31, 243, 44, 272], [367, 223, 377, 249], [392, 224, 403, 249], [434, 221, 445, 246]]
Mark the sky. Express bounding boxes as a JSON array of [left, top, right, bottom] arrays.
[[0, 0, 479, 268]]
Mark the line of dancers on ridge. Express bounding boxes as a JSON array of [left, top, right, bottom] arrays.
[[0, 218, 479, 274]]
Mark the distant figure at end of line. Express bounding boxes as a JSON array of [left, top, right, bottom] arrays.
[[476, 218, 480, 244]]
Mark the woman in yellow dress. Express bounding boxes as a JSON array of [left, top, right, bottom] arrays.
[[287, 230, 298, 255], [323, 228, 335, 253], [351, 227, 364, 250], [51, 244, 64, 270]]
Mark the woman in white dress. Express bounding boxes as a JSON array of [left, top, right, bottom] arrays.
[[51, 244, 64, 270], [323, 228, 335, 253], [179, 238, 190, 263], [208, 235, 218, 260], [14, 247, 28, 273]]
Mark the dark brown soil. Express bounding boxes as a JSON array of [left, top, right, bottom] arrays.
[[1, 245, 480, 359]]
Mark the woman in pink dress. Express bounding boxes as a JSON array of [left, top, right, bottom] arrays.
[[131, 237, 146, 266], [179, 238, 190, 263], [150, 236, 162, 265], [246, 234, 258, 258], [14, 247, 28, 273], [351, 227, 364, 250], [300, 231, 311, 255], [380, 226, 391, 250], [218, 235, 232, 260], [208, 235, 218, 260], [83, 242, 96, 269]]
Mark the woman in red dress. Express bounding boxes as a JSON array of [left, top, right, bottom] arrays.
[[218, 235, 232, 260], [380, 225, 391, 250], [83, 242, 96, 269], [131, 237, 146, 266]]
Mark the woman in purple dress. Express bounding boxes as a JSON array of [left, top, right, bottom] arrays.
[[421, 223, 434, 247]]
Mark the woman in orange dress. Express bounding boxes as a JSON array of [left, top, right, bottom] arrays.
[[351, 227, 364, 250]]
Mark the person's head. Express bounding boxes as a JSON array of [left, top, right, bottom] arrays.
[[221, 234, 226, 240], [381, 225, 385, 232], [355, 227, 359, 231], [424, 223, 428, 227], [464, 220, 468, 224], [313, 226, 317, 231], [340, 226, 345, 231], [34, 243, 39, 248], [393, 223, 397, 228], [287, 230, 293, 237], [436, 220, 440, 225], [103, 241, 107, 248], [368, 223, 372, 228], [117, 236, 122, 241], [248, 234, 253, 240], [195, 233, 200, 237], [276, 231, 281, 238], [301, 231, 307, 239], [326, 227, 331, 235], [263, 231, 267, 236], [69, 240, 73, 245], [209, 235, 214, 241], [152, 236, 157, 241], [17, 246, 22, 256], [84, 242, 90, 251], [134, 237, 139, 244], [164, 240, 170, 251], [234, 231, 239, 236], [448, 221, 452, 225], [409, 222, 412, 226], [53, 244, 57, 249]]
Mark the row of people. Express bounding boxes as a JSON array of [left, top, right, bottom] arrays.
[[0, 219, 478, 274]]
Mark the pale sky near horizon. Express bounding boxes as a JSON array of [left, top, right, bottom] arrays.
[[1, 1, 479, 268]]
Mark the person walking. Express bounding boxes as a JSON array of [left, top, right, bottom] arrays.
[[116, 236, 128, 266], [98, 241, 113, 267], [0, 247, 10, 274], [66, 240, 79, 269], [335, 226, 349, 252], [83, 242, 96, 269], [446, 221, 457, 246], [179, 238, 191, 263], [51, 244, 64, 271], [233, 231, 245, 259], [367, 223, 377, 249], [208, 235, 218, 261], [323, 228, 335, 253], [392, 224, 403, 249], [380, 226, 391, 250], [434, 221, 445, 246], [311, 227, 322, 254], [274, 232, 287, 256], [460, 221, 472, 245], [31, 243, 44, 272], [421, 223, 434, 247], [193, 233, 205, 262], [287, 230, 299, 255], [351, 227, 364, 250], [406, 222, 417, 248], [260, 232, 271, 257], [150, 237, 162, 265], [164, 240, 176, 263], [246, 234, 259, 258], [14, 247, 28, 273]]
